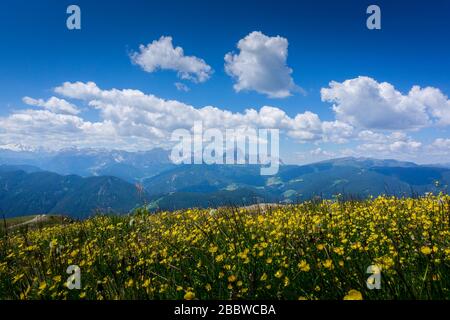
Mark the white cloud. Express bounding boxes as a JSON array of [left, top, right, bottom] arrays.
[[5, 79, 449, 164], [357, 130, 422, 154], [174, 82, 190, 92], [130, 36, 212, 83], [310, 147, 335, 157], [427, 138, 450, 159], [54, 81, 101, 100], [0, 81, 349, 151], [321, 121, 354, 144], [348, 133, 450, 164], [54, 82, 323, 135], [321, 76, 450, 130], [408, 86, 450, 126], [0, 109, 91, 150], [431, 138, 450, 150], [286, 112, 322, 141], [357, 130, 386, 143], [22, 96, 80, 115], [224, 31, 297, 98]]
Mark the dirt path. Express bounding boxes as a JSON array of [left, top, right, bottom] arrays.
[[8, 214, 49, 230], [240, 203, 283, 212]]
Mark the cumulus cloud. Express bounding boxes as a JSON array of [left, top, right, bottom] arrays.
[[224, 31, 298, 98], [357, 130, 422, 154], [350, 133, 450, 164], [321, 121, 354, 144], [55, 82, 315, 135], [408, 86, 450, 126], [130, 36, 212, 83], [54, 81, 101, 100], [321, 76, 450, 130], [4, 78, 450, 164], [22, 96, 80, 115], [0, 81, 349, 151], [0, 109, 93, 150]]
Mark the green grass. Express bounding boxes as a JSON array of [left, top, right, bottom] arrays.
[[1, 195, 449, 300]]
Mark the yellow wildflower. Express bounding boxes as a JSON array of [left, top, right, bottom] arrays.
[[343, 289, 363, 300]]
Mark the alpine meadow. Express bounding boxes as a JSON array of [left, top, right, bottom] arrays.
[[1, 194, 449, 300]]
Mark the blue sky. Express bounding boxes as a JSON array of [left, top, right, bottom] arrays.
[[0, 0, 449, 164]]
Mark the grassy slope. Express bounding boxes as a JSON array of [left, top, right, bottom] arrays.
[[1, 195, 449, 300]]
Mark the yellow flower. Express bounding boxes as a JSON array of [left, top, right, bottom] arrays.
[[228, 275, 237, 283], [275, 270, 283, 278], [125, 279, 134, 288], [184, 291, 195, 300], [421, 246, 432, 255], [297, 260, 310, 272], [50, 239, 58, 247], [215, 254, 224, 262], [38, 282, 47, 291], [322, 259, 333, 269], [260, 273, 268, 281], [209, 246, 218, 254], [316, 244, 325, 250], [343, 289, 363, 300], [205, 283, 212, 291]]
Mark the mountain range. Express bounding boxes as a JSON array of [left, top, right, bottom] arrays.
[[143, 158, 449, 210], [0, 147, 449, 218], [0, 147, 174, 182], [0, 166, 145, 219]]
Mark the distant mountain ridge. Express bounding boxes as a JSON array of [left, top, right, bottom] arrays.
[[1, 153, 449, 217], [0, 169, 145, 219], [316, 157, 418, 168], [143, 157, 450, 211], [0, 147, 174, 183]]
